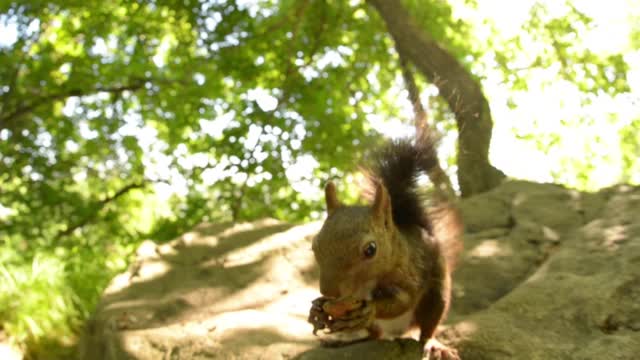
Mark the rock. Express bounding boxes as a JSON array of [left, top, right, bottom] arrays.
[[78, 219, 321, 360], [444, 183, 640, 359], [294, 338, 422, 360], [78, 181, 640, 359]]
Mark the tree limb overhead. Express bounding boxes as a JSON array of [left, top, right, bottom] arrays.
[[368, 0, 505, 196]]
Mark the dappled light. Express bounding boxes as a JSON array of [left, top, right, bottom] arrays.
[[441, 320, 478, 345], [1, 0, 639, 359], [0, 344, 22, 360], [602, 225, 629, 250], [73, 182, 640, 359], [78, 219, 324, 358], [222, 221, 320, 268], [452, 321, 477, 337], [468, 240, 511, 258]]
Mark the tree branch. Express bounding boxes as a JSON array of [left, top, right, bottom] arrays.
[[0, 82, 145, 131], [398, 51, 456, 201], [367, 0, 505, 196], [56, 181, 148, 239], [262, 0, 312, 35], [398, 53, 428, 138]]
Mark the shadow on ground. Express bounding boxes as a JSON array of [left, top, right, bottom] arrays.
[[79, 181, 640, 360]]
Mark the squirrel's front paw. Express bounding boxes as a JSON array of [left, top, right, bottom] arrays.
[[308, 297, 374, 334], [308, 297, 331, 335], [423, 338, 459, 360], [328, 300, 376, 333]]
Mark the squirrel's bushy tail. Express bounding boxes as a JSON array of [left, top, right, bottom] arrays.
[[365, 133, 464, 269], [365, 133, 439, 233]]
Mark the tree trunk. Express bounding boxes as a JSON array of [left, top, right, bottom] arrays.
[[367, 0, 505, 197], [398, 53, 456, 202]]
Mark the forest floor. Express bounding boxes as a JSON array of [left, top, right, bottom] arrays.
[[78, 180, 640, 359]]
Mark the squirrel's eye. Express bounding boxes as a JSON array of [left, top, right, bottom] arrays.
[[363, 242, 377, 259]]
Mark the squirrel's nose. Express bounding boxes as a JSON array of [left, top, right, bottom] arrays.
[[319, 277, 341, 298], [320, 284, 340, 298]]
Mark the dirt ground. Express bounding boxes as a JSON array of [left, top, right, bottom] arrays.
[[79, 181, 640, 359]]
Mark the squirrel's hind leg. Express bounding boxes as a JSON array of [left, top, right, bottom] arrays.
[[422, 338, 460, 360], [416, 261, 458, 359]]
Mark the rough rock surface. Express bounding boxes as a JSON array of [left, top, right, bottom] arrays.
[[78, 181, 640, 359]]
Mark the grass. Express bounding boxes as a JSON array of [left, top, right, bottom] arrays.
[[0, 243, 133, 359]]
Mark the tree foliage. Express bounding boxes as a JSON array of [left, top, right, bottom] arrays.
[[0, 0, 638, 356]]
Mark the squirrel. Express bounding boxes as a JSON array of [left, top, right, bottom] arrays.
[[307, 132, 463, 359]]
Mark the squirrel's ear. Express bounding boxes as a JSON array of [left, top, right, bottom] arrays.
[[325, 181, 342, 215], [372, 181, 392, 228]]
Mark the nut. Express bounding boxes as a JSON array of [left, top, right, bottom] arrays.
[[321, 297, 363, 318]]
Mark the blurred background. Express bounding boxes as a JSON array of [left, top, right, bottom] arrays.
[[0, 0, 638, 358]]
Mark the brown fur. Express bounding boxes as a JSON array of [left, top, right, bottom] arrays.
[[311, 133, 463, 348]]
